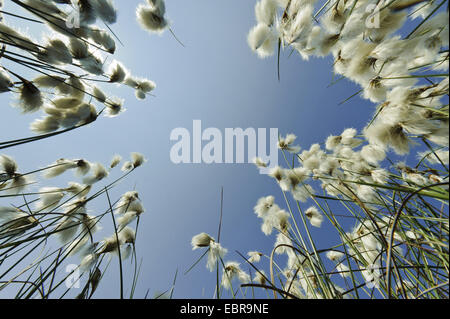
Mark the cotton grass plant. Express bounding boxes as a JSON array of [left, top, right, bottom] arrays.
[[0, 0, 170, 298], [191, 0, 448, 299]]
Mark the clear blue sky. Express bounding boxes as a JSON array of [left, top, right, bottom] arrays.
[[0, 0, 419, 298]]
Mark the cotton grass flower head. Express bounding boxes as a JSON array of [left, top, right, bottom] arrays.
[[79, 53, 104, 75], [191, 232, 215, 249], [125, 76, 156, 100], [108, 60, 128, 83], [255, 0, 277, 26], [7, 174, 34, 194], [55, 214, 82, 244], [121, 161, 134, 172], [131, 152, 146, 168], [360, 143, 386, 165], [92, 86, 107, 103], [253, 270, 267, 285], [15, 81, 44, 113], [191, 232, 228, 271], [90, 0, 117, 24], [0, 156, 33, 194], [253, 157, 268, 168], [80, 253, 98, 271], [305, 206, 323, 227], [292, 184, 315, 202], [269, 166, 284, 182], [207, 241, 228, 272], [89, 28, 116, 54], [253, 195, 276, 218], [247, 23, 277, 58], [261, 207, 290, 235], [119, 226, 136, 245], [115, 191, 140, 215], [247, 251, 263, 263], [35, 187, 65, 211], [81, 213, 101, 236], [326, 250, 344, 262], [98, 234, 121, 255], [361, 264, 382, 289], [120, 153, 147, 171], [274, 232, 293, 255], [418, 149, 449, 165], [0, 206, 38, 231], [136, 0, 169, 34], [105, 97, 125, 117], [82, 163, 108, 185], [325, 135, 342, 151], [117, 209, 144, 230], [336, 263, 350, 278], [65, 235, 90, 257], [43, 159, 78, 178], [371, 168, 389, 185], [110, 155, 122, 169], [38, 37, 72, 65], [65, 182, 91, 198], [221, 261, 250, 290], [278, 134, 301, 153], [0, 22, 38, 52], [30, 116, 60, 133], [1, 155, 18, 177], [0, 69, 13, 92]]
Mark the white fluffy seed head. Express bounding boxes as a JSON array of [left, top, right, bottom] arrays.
[[247, 23, 276, 58], [191, 232, 214, 249], [136, 3, 168, 34], [305, 206, 323, 227]]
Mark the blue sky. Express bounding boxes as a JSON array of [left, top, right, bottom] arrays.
[[0, 0, 423, 298]]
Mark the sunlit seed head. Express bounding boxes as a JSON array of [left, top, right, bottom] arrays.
[[119, 226, 136, 244], [69, 38, 90, 60], [0, 69, 13, 92], [75, 159, 91, 176], [254, 195, 275, 218], [253, 270, 267, 285], [16, 81, 44, 113], [221, 261, 246, 290], [105, 97, 125, 117], [65, 182, 91, 198], [121, 161, 134, 172], [191, 232, 215, 250], [110, 154, 122, 169], [136, 3, 168, 34], [131, 152, 146, 168], [91, 0, 117, 24], [207, 241, 228, 272], [269, 166, 284, 182], [92, 86, 107, 103], [109, 60, 128, 83], [80, 253, 98, 271], [43, 159, 78, 179], [247, 251, 263, 263], [99, 235, 120, 254], [0, 155, 18, 176], [35, 187, 65, 211], [253, 157, 268, 168], [82, 163, 108, 185], [117, 211, 139, 230], [305, 206, 323, 228], [326, 250, 344, 262]]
